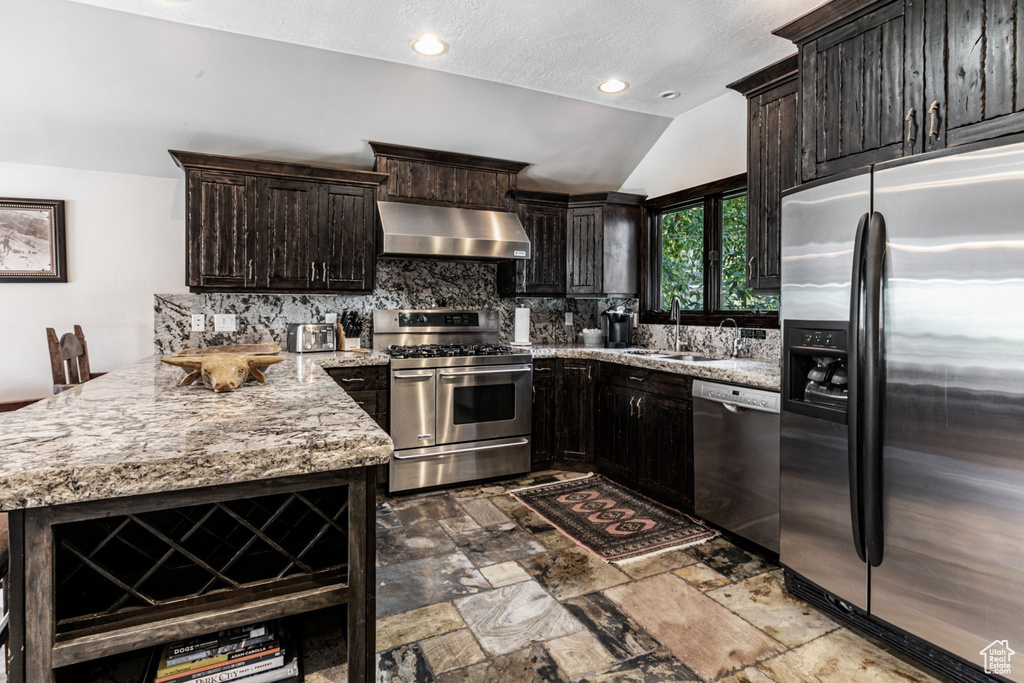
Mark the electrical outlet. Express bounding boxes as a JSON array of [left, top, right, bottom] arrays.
[[564, 312, 574, 326], [190, 314, 205, 332], [214, 314, 237, 332], [325, 312, 338, 324]]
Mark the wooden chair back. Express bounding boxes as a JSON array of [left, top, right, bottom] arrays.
[[47, 325, 95, 392]]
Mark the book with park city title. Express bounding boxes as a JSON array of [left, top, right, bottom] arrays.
[[146, 620, 301, 683]]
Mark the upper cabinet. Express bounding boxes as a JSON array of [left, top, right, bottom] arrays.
[[567, 193, 643, 298], [921, 0, 1024, 151], [171, 151, 386, 293], [728, 55, 799, 293], [497, 191, 569, 297], [497, 191, 644, 299], [776, 0, 1024, 182], [369, 142, 528, 212], [777, 1, 913, 181]]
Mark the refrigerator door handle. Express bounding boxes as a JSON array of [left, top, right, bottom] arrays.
[[863, 211, 887, 567], [848, 212, 870, 563]]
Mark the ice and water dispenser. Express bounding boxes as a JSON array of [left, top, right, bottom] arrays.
[[783, 321, 849, 421]]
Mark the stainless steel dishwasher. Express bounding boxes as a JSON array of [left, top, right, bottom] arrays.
[[692, 379, 780, 552]]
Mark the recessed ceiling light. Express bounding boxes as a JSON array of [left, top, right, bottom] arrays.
[[659, 90, 681, 100], [598, 79, 629, 94], [412, 34, 448, 57]]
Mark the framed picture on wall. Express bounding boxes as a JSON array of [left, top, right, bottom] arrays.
[[0, 198, 67, 282]]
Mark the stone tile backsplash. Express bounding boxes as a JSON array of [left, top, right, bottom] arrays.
[[154, 259, 780, 362], [155, 260, 610, 354]]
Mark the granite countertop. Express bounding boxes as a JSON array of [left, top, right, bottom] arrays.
[[528, 346, 780, 391], [309, 345, 780, 390], [0, 353, 393, 511]]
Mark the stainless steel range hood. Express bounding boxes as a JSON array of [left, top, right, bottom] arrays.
[[377, 201, 531, 261]]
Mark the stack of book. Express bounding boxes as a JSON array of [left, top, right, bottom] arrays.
[[148, 620, 300, 683]]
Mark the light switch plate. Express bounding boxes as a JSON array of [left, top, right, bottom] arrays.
[[190, 314, 205, 332], [214, 314, 237, 332], [564, 312, 574, 326], [325, 312, 338, 324]]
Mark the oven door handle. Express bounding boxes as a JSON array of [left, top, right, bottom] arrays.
[[392, 372, 434, 380], [393, 438, 531, 460], [437, 366, 533, 378]]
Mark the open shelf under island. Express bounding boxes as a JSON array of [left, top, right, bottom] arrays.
[[0, 354, 394, 683]]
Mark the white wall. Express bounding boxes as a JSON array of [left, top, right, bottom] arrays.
[[0, 163, 184, 401], [618, 92, 747, 198]]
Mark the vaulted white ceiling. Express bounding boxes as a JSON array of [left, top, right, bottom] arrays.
[[69, 0, 821, 118]]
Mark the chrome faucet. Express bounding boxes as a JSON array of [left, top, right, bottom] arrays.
[[719, 317, 744, 358], [670, 296, 683, 351]]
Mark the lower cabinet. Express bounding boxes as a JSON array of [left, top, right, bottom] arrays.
[[556, 359, 596, 463], [595, 365, 694, 512], [326, 366, 389, 431], [530, 359, 558, 469], [530, 358, 693, 511], [636, 390, 693, 511]]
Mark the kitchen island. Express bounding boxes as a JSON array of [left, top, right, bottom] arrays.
[[0, 354, 392, 682]]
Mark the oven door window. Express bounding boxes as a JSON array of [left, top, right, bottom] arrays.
[[453, 384, 516, 424]]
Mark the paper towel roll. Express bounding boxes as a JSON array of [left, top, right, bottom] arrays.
[[514, 307, 530, 344]]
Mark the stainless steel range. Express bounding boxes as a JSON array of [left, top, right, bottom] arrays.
[[373, 309, 533, 493]]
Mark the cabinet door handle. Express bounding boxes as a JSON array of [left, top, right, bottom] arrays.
[[338, 377, 365, 383], [248, 259, 253, 280], [310, 262, 317, 281], [533, 386, 536, 402], [905, 108, 917, 143], [748, 256, 756, 271], [323, 261, 329, 282], [569, 272, 574, 288], [587, 365, 592, 380], [928, 101, 941, 138], [630, 396, 636, 417], [637, 396, 643, 418], [535, 367, 552, 373], [629, 375, 646, 382]]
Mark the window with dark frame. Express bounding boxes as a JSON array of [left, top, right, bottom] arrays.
[[641, 174, 779, 326]]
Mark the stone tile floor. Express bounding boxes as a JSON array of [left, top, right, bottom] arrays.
[[374, 470, 947, 683], [0, 470, 950, 683]]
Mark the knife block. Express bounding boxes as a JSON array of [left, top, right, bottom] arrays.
[[336, 323, 362, 351]]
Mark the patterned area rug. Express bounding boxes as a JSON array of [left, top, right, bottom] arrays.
[[510, 475, 718, 562]]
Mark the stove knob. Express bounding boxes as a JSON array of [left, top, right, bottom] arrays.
[[760, 400, 767, 407], [417, 314, 428, 324]]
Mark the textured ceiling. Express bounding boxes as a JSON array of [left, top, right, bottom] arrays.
[[68, 0, 822, 117]]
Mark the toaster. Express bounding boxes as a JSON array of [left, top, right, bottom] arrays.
[[286, 323, 337, 353]]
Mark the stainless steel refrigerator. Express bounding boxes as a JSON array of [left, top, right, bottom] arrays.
[[780, 137, 1024, 682]]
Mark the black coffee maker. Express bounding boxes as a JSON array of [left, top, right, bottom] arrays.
[[600, 306, 635, 348]]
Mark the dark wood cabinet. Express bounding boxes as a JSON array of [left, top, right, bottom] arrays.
[[258, 177, 320, 290], [370, 141, 528, 212], [497, 192, 569, 297], [170, 150, 387, 294], [556, 359, 595, 462], [920, 0, 1024, 151], [567, 205, 603, 296], [596, 365, 694, 511], [566, 193, 643, 298], [782, 1, 913, 181], [637, 391, 693, 511], [776, 0, 1024, 182], [594, 382, 640, 482], [530, 359, 557, 468], [185, 170, 257, 289], [326, 366, 389, 431], [728, 55, 799, 293], [320, 184, 377, 291]]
